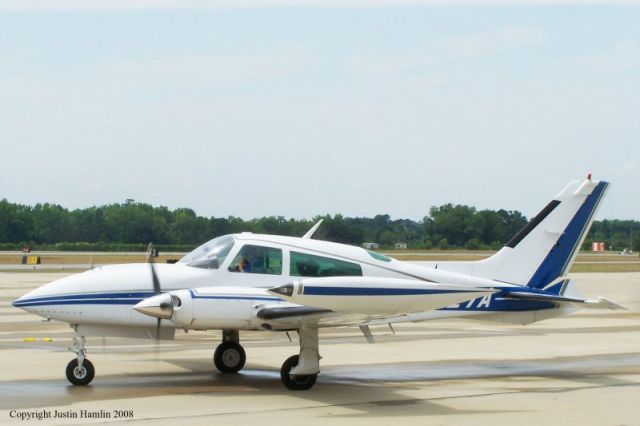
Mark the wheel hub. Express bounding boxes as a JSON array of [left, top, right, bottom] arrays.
[[222, 349, 240, 367], [73, 366, 87, 379]]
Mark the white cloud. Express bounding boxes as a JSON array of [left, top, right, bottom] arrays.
[[2, 0, 640, 11], [0, 51, 311, 107], [348, 56, 421, 75], [614, 161, 640, 178], [346, 26, 546, 83], [106, 53, 307, 86], [434, 26, 548, 59], [567, 41, 640, 75]]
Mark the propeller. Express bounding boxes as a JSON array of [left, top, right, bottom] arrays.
[[146, 242, 163, 341]]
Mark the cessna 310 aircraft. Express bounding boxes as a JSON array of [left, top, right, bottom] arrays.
[[13, 176, 625, 390]]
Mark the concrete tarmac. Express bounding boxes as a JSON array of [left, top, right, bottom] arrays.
[[1, 271, 639, 425]]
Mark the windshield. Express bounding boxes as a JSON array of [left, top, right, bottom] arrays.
[[179, 236, 235, 268]]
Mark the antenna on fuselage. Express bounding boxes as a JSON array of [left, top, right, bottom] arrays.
[[302, 219, 323, 239]]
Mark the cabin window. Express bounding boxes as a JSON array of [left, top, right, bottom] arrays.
[[367, 250, 392, 262], [290, 251, 362, 277], [228, 245, 283, 275]]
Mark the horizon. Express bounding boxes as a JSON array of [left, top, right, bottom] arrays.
[[2, 193, 638, 223]]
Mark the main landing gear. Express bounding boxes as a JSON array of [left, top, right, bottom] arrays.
[[66, 336, 95, 386], [280, 328, 319, 391], [213, 330, 246, 373], [213, 328, 321, 390]]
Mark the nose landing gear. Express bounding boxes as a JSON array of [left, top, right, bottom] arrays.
[[66, 336, 95, 386]]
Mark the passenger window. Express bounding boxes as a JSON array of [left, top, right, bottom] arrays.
[[229, 245, 282, 275], [290, 251, 362, 277]]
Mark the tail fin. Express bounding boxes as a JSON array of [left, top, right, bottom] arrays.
[[453, 177, 609, 289]]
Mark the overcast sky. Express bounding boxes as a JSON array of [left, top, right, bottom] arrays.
[[0, 1, 638, 221]]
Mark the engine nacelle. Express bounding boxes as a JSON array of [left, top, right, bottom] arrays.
[[134, 287, 279, 330]]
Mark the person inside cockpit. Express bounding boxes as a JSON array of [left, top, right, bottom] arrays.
[[231, 245, 264, 273], [245, 246, 264, 272]]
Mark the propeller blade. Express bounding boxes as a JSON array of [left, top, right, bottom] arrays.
[[147, 242, 161, 295], [147, 241, 162, 341], [145, 242, 153, 263], [150, 262, 161, 295]]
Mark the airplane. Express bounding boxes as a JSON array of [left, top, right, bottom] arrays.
[[12, 176, 625, 390]]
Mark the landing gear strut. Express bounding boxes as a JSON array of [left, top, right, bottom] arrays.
[[280, 328, 319, 390], [66, 336, 95, 386], [214, 329, 246, 373]]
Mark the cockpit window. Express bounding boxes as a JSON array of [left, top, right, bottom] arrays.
[[228, 244, 283, 275], [179, 236, 235, 269], [290, 251, 362, 277]]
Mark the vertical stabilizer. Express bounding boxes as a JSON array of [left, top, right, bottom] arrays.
[[467, 178, 609, 289]]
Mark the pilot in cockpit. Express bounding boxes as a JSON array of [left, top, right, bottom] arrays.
[[231, 245, 264, 273]]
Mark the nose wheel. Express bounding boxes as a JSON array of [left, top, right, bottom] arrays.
[[66, 358, 95, 386], [66, 335, 95, 385]]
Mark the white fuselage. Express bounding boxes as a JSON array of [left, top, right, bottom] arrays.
[[13, 233, 558, 335]]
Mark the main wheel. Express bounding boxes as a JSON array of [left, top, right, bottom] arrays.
[[213, 341, 246, 373], [65, 358, 95, 386], [280, 355, 317, 390]]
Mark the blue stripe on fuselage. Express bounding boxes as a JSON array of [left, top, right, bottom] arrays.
[[13, 299, 144, 307], [302, 286, 477, 296], [14, 291, 156, 303], [13, 290, 280, 308]]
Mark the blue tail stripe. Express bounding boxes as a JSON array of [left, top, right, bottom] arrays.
[[527, 181, 608, 289]]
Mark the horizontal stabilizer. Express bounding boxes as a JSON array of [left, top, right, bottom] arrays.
[[506, 291, 627, 310], [583, 297, 628, 310]]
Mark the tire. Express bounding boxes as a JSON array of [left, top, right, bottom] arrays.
[[213, 341, 246, 373], [280, 355, 317, 391], [65, 358, 95, 386]]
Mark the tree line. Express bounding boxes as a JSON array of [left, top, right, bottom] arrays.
[[0, 199, 638, 252]]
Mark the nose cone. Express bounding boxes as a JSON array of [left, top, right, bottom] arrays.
[[12, 284, 59, 313], [12, 293, 32, 310], [11, 270, 94, 314], [134, 293, 174, 319]]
